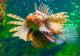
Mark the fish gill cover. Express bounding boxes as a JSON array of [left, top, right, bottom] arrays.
[[0, 0, 80, 56]]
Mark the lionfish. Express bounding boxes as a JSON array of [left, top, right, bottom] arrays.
[[7, 3, 77, 48]]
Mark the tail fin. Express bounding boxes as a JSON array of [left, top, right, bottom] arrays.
[[56, 23, 78, 44], [63, 23, 78, 43]]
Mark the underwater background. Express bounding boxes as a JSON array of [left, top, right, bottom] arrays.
[[0, 0, 80, 56]]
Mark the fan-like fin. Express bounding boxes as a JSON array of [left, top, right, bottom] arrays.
[[38, 3, 43, 10], [7, 14, 25, 21], [9, 26, 20, 32], [13, 24, 29, 41], [38, 4, 47, 12], [38, 3, 53, 15], [44, 8, 49, 14], [42, 4, 48, 13], [8, 21, 24, 25], [13, 29, 29, 41], [48, 10, 53, 16], [38, 3, 44, 12], [40, 4, 45, 12], [34, 2, 37, 10], [12, 31, 20, 37], [50, 12, 68, 23], [56, 12, 68, 19]]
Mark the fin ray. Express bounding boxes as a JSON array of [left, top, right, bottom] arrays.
[[8, 21, 24, 25], [7, 14, 25, 21], [13, 24, 29, 41], [9, 26, 20, 32]]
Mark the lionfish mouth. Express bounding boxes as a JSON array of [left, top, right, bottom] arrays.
[[41, 31, 53, 36], [41, 31, 56, 42]]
